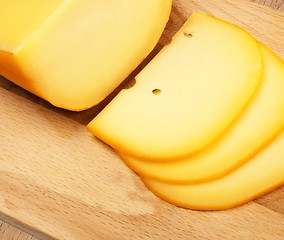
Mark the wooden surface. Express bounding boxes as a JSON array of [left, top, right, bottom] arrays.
[[0, 0, 284, 239]]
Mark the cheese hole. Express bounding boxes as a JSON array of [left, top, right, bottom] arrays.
[[152, 89, 161, 95], [123, 78, 136, 89], [183, 32, 193, 38]]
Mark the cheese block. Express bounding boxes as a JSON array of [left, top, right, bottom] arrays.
[[142, 125, 284, 210], [0, 0, 172, 110], [119, 44, 284, 183], [87, 12, 262, 160]]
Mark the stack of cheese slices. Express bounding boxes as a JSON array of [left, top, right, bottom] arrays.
[[88, 12, 284, 210]]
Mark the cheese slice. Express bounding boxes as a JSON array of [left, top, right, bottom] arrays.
[[119, 44, 284, 183], [142, 125, 284, 210], [88, 12, 262, 160], [0, 0, 172, 110]]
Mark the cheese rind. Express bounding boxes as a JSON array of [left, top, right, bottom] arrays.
[[0, 0, 172, 110], [119, 45, 284, 183], [0, 0, 65, 53], [88, 12, 262, 160], [142, 126, 284, 210]]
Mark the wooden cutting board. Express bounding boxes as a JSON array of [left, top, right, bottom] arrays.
[[1, 0, 284, 239]]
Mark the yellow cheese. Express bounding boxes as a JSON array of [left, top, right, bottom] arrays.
[[120, 44, 284, 183], [87, 12, 262, 160], [142, 125, 284, 210], [0, 0, 172, 110]]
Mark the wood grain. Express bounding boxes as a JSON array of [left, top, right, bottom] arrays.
[[252, 0, 284, 11], [0, 221, 37, 240], [0, 0, 284, 239]]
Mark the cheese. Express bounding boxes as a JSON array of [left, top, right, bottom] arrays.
[[0, 0, 172, 110], [142, 124, 284, 210], [119, 44, 284, 183], [87, 12, 262, 160]]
